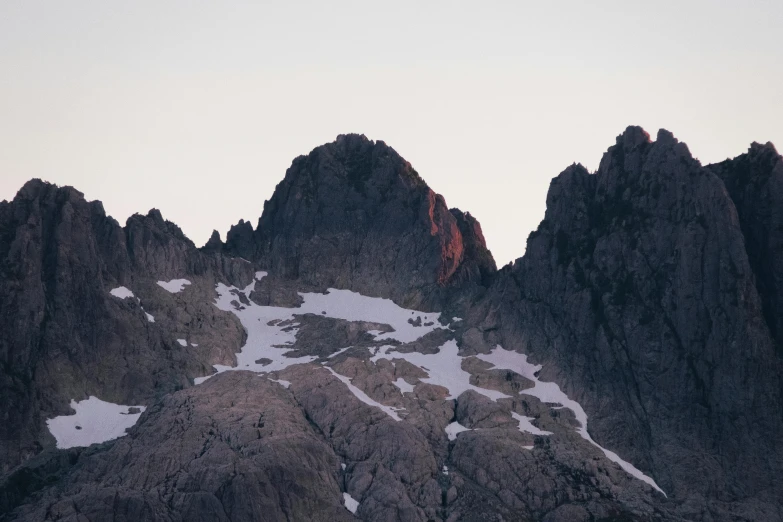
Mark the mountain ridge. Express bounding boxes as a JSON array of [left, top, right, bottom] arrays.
[[1, 127, 782, 521]]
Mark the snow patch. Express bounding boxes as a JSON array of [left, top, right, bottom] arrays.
[[197, 280, 443, 382], [295, 289, 444, 343], [193, 374, 212, 385], [343, 492, 359, 514], [511, 412, 552, 436], [255, 271, 267, 281], [46, 397, 146, 449], [157, 279, 191, 293], [442, 465, 449, 475], [371, 341, 509, 401], [477, 346, 666, 496], [145, 312, 155, 323], [445, 421, 471, 441], [176, 339, 187, 347], [326, 368, 402, 421], [109, 286, 134, 299], [207, 281, 316, 376], [269, 378, 291, 389], [393, 377, 415, 394], [341, 463, 347, 470], [328, 346, 353, 359], [523, 445, 534, 450]]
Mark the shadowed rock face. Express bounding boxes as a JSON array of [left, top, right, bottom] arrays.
[[710, 142, 783, 353], [2, 130, 783, 521], [0, 180, 253, 473], [223, 134, 496, 309]]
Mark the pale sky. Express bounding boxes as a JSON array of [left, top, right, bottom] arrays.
[[1, 1, 781, 266]]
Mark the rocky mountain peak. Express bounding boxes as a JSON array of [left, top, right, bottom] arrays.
[[749, 140, 779, 156], [201, 229, 224, 252], [220, 134, 496, 308]]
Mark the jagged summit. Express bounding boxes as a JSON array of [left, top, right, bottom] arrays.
[[220, 134, 496, 308]]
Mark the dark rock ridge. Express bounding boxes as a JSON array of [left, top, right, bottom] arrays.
[[710, 142, 783, 353], [218, 134, 496, 308], [1, 129, 783, 521], [478, 127, 783, 520]]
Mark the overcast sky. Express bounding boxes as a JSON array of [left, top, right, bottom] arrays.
[[1, 1, 781, 265]]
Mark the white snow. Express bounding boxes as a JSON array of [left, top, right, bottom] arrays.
[[255, 271, 267, 280], [442, 465, 449, 475], [269, 378, 291, 389], [452, 317, 462, 322], [195, 279, 443, 390], [328, 346, 353, 359], [341, 463, 347, 470], [365, 330, 384, 337], [343, 492, 359, 514], [109, 286, 134, 299], [371, 341, 509, 401], [46, 396, 146, 449], [191, 343, 198, 347], [511, 412, 552, 436], [207, 281, 316, 376], [295, 289, 445, 343], [393, 377, 415, 394], [326, 368, 402, 421], [157, 279, 191, 293], [177, 339, 187, 347], [110, 287, 155, 323], [523, 445, 534, 450], [445, 421, 471, 441], [477, 346, 666, 495]]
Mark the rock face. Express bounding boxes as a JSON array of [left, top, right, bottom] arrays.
[[4, 372, 354, 522], [2, 130, 783, 521], [483, 127, 783, 520], [0, 180, 253, 473], [223, 134, 496, 308], [710, 142, 783, 353]]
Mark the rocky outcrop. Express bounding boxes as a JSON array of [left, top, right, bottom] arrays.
[[3, 372, 354, 522], [223, 134, 496, 308], [481, 127, 783, 520]]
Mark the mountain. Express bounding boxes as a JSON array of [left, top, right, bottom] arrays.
[[0, 130, 781, 521]]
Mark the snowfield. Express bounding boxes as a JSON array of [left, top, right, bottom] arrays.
[[109, 286, 134, 299], [157, 279, 191, 293], [46, 397, 146, 449], [67, 272, 665, 495]]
